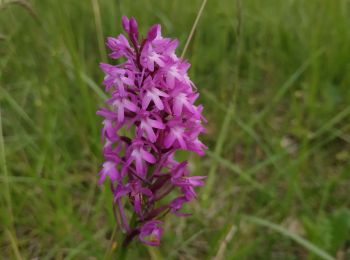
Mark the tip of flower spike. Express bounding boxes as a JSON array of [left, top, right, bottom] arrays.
[[122, 16, 139, 44], [129, 17, 138, 34], [121, 16, 130, 33]]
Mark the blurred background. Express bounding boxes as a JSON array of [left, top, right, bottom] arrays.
[[1, 0, 350, 259]]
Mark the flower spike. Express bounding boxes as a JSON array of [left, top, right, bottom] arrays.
[[97, 16, 206, 246]]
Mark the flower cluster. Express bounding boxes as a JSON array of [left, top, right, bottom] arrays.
[[97, 16, 206, 246]]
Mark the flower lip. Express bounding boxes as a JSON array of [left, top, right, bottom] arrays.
[[139, 220, 163, 246]]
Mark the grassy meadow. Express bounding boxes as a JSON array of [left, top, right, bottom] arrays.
[[1, 0, 350, 259]]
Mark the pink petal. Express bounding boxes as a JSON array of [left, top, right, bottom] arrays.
[[173, 99, 183, 116], [134, 195, 142, 215], [143, 123, 157, 143], [177, 135, 187, 149], [155, 57, 165, 67], [152, 95, 164, 110], [141, 149, 156, 164], [141, 188, 153, 197], [142, 95, 152, 110], [117, 104, 124, 122], [147, 24, 159, 41], [98, 170, 107, 185], [114, 187, 130, 200], [188, 176, 206, 186], [148, 118, 165, 129], [153, 88, 169, 97], [134, 155, 144, 175], [166, 74, 175, 88], [164, 133, 176, 148], [121, 76, 134, 86], [123, 99, 138, 112], [147, 58, 154, 71]]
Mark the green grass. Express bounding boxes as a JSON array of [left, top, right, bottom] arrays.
[[1, 0, 350, 259]]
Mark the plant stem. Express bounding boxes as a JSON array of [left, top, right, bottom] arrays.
[[117, 244, 129, 260], [115, 213, 138, 259], [104, 224, 118, 260]]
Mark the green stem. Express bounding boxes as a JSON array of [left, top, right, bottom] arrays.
[[115, 213, 137, 259], [104, 224, 117, 260], [117, 245, 129, 260]]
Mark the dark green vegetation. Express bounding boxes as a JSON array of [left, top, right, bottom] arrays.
[[1, 0, 350, 259]]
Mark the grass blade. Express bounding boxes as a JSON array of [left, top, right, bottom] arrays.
[[310, 106, 350, 140], [251, 47, 326, 126], [0, 87, 36, 130], [206, 150, 270, 195], [80, 71, 108, 101], [0, 0, 38, 21], [0, 107, 15, 227], [213, 224, 237, 260], [181, 0, 208, 58], [202, 102, 235, 203], [245, 215, 335, 260], [168, 229, 206, 259], [91, 0, 107, 62], [5, 229, 23, 260]]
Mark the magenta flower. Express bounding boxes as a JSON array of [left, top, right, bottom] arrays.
[[139, 221, 163, 246], [97, 16, 207, 247]]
